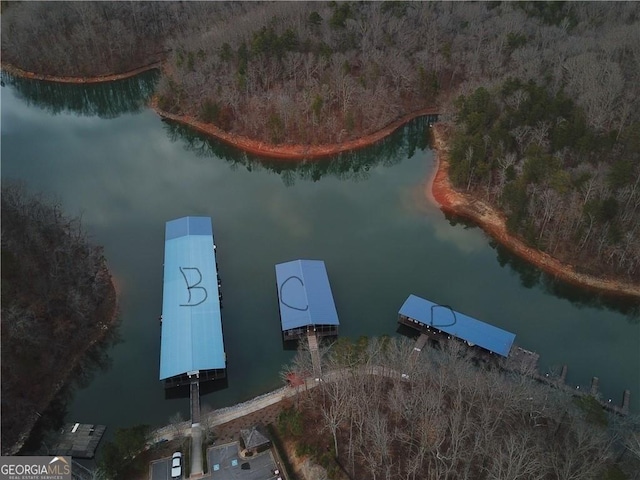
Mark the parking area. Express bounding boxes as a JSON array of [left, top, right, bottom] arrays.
[[150, 442, 283, 480], [207, 442, 281, 480]]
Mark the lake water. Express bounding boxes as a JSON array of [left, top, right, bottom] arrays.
[[1, 72, 638, 441]]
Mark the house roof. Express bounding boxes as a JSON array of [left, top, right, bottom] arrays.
[[240, 425, 271, 450]]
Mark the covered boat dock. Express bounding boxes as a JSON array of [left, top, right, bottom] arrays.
[[275, 259, 339, 341], [159, 216, 226, 388], [398, 294, 515, 357]]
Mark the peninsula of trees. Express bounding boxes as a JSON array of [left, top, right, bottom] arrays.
[[2, 1, 638, 284], [0, 183, 118, 454]]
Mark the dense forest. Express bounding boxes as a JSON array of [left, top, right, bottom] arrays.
[[0, 183, 117, 453], [3, 2, 638, 144], [284, 336, 640, 480], [2, 1, 638, 282], [449, 80, 640, 281]]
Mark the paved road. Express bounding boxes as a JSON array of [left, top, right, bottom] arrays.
[[148, 367, 408, 447], [146, 363, 412, 452], [191, 425, 203, 476], [149, 385, 304, 445]]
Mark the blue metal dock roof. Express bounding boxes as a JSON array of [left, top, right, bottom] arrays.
[[275, 260, 339, 331], [159, 216, 225, 380], [399, 294, 515, 357]]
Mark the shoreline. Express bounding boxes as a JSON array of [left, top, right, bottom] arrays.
[[5, 276, 120, 456], [3, 64, 637, 299], [0, 61, 163, 84], [428, 123, 640, 300], [151, 98, 439, 160]]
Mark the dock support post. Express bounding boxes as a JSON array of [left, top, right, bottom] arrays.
[[590, 377, 599, 396], [622, 390, 631, 415], [559, 365, 568, 385]]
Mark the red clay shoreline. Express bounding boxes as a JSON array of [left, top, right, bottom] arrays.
[[4, 64, 638, 299], [429, 123, 640, 300], [151, 102, 640, 299], [1, 61, 163, 83], [151, 98, 439, 160]]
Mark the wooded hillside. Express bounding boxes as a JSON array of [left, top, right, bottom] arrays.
[[284, 336, 640, 480], [449, 80, 640, 281], [0, 183, 117, 453], [2, 2, 638, 280], [3, 2, 637, 146]]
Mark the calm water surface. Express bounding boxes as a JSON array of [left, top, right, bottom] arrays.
[[1, 73, 638, 441]]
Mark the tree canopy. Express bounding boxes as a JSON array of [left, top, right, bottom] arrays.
[[1, 182, 117, 453]]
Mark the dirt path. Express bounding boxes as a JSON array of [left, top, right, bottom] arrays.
[[428, 123, 640, 299]]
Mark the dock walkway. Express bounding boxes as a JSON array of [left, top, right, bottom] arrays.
[[307, 330, 322, 377], [504, 346, 629, 415], [408, 333, 429, 366], [190, 378, 204, 476], [191, 379, 201, 425]]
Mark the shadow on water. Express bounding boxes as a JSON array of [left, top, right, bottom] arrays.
[[161, 115, 434, 185], [164, 377, 229, 401], [0, 70, 159, 119], [445, 213, 640, 322], [396, 323, 421, 339], [282, 339, 301, 352], [19, 320, 122, 456]]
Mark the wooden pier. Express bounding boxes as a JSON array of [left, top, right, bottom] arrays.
[[307, 330, 322, 378], [189, 377, 204, 476], [52, 423, 106, 459], [190, 378, 201, 425], [504, 346, 630, 415], [536, 366, 629, 416], [408, 333, 429, 365], [507, 346, 541, 375], [399, 315, 631, 416], [397, 294, 631, 415]]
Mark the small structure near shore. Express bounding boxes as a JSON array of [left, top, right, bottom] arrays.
[[275, 259, 339, 341], [240, 425, 272, 456], [52, 423, 106, 459]]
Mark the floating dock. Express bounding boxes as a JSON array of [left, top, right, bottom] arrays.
[[52, 423, 106, 459]]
